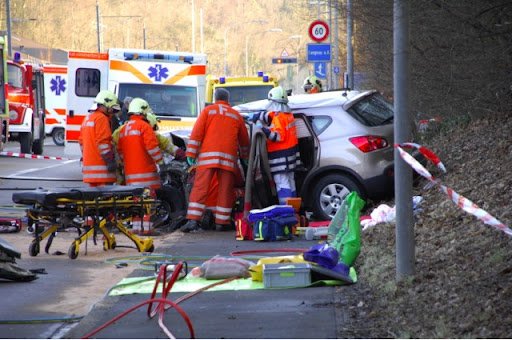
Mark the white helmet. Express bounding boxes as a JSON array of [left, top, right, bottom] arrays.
[[268, 86, 288, 104], [128, 98, 150, 115]]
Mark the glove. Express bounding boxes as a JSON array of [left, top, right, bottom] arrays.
[[241, 159, 248, 168], [174, 148, 186, 161], [187, 156, 197, 166], [261, 127, 271, 138], [250, 112, 261, 123]]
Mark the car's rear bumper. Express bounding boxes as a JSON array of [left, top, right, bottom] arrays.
[[362, 164, 395, 199]]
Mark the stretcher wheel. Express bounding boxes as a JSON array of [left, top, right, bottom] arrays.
[[28, 241, 40, 257], [103, 240, 116, 251], [68, 243, 78, 260]]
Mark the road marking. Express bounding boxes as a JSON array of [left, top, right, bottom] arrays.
[[3, 160, 81, 181]]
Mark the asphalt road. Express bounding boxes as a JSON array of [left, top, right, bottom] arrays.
[[0, 140, 350, 339]]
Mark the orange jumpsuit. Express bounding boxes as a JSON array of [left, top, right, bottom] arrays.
[[79, 109, 116, 186], [185, 100, 250, 225], [117, 115, 163, 190]]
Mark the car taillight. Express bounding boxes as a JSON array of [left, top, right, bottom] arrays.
[[349, 135, 389, 153]]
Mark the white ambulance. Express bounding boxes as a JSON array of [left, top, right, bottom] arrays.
[[65, 49, 207, 155], [43, 65, 67, 146]]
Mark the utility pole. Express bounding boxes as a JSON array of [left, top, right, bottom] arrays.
[[6, 0, 12, 58], [96, 0, 101, 52], [394, 0, 415, 279], [346, 0, 353, 89]]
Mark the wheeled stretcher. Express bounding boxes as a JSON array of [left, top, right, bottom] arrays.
[[12, 186, 169, 259]]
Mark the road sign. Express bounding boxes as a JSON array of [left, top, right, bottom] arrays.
[[281, 49, 289, 57], [333, 66, 340, 74], [308, 20, 329, 42], [306, 43, 331, 62], [314, 62, 327, 79]]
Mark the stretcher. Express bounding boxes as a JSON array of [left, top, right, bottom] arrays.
[[12, 186, 169, 259]]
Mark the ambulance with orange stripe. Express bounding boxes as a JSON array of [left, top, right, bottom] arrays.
[[65, 48, 207, 155], [43, 65, 67, 146]]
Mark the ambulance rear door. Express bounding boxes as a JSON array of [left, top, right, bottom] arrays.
[[65, 51, 108, 156], [43, 65, 67, 146]]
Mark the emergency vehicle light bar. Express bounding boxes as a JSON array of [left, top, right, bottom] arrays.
[[123, 52, 194, 63]]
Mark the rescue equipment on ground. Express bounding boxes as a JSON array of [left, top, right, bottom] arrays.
[[248, 205, 297, 242], [12, 186, 167, 259], [0, 237, 38, 282]]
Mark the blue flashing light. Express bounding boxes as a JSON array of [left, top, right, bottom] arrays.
[[257, 71, 264, 77], [219, 77, 226, 84], [123, 52, 194, 63], [263, 75, 269, 82], [13, 52, 22, 63]]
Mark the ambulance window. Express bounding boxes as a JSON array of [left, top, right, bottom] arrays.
[[75, 68, 101, 97]]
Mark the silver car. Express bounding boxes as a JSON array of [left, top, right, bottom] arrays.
[[236, 89, 395, 220]]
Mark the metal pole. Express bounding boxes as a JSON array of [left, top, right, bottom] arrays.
[[245, 36, 249, 76], [6, 0, 12, 57], [394, 0, 414, 279], [334, 2, 339, 89], [223, 28, 228, 75], [143, 23, 146, 49], [191, 0, 195, 52], [346, 0, 353, 89], [328, 0, 332, 90], [96, 0, 101, 52], [200, 8, 204, 53]]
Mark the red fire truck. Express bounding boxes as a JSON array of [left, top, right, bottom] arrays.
[[7, 53, 45, 154]]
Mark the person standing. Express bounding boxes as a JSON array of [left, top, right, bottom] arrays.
[[79, 90, 120, 187], [252, 86, 300, 204], [181, 88, 250, 232], [116, 98, 163, 191]]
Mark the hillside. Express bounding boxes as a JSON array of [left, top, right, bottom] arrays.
[[339, 112, 512, 338]]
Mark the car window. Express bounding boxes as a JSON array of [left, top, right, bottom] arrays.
[[346, 92, 394, 126], [307, 115, 332, 136]]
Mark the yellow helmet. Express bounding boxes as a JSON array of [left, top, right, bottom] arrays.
[[268, 86, 288, 104], [303, 76, 322, 93], [145, 111, 160, 130], [128, 98, 151, 115], [94, 90, 121, 110]]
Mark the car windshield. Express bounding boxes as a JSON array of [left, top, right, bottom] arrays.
[[118, 83, 198, 118], [346, 92, 394, 126], [221, 85, 274, 106]]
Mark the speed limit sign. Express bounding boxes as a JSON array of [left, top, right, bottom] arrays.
[[308, 20, 329, 42]]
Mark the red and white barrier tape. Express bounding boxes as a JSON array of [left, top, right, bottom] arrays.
[[0, 151, 73, 161], [395, 143, 511, 236]]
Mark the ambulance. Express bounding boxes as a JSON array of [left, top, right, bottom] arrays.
[[65, 49, 207, 155], [43, 65, 67, 146], [205, 71, 278, 107]]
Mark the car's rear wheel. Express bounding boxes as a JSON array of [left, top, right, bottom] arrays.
[[311, 174, 363, 220]]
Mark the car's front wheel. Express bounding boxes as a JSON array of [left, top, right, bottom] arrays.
[[311, 174, 364, 220]]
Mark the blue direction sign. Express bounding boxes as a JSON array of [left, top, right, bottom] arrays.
[[314, 62, 327, 79], [333, 66, 340, 74], [307, 43, 331, 62]]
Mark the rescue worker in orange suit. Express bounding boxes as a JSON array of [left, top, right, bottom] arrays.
[[251, 86, 300, 204], [180, 88, 250, 233], [116, 98, 163, 191], [79, 90, 120, 187], [303, 75, 323, 94]]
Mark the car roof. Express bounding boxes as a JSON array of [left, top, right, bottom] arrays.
[[234, 89, 377, 112]]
